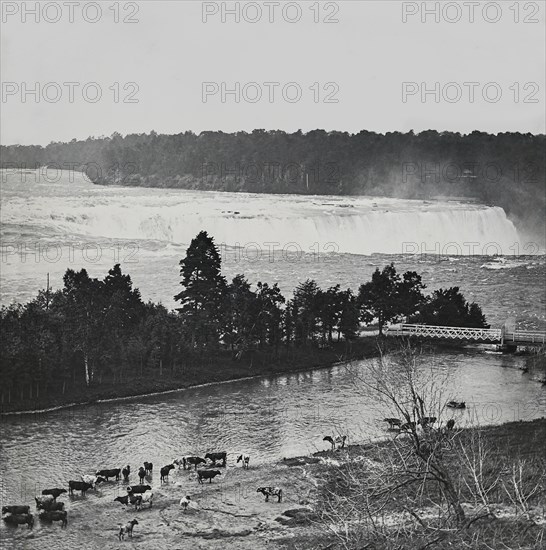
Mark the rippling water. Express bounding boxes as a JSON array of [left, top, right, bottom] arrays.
[[1, 350, 545, 548]]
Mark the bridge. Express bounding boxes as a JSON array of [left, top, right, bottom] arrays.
[[385, 323, 546, 349]]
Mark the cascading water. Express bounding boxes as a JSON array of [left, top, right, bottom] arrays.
[[1, 172, 521, 256]]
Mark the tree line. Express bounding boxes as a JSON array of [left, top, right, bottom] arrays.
[[1, 129, 544, 242], [0, 231, 487, 405]]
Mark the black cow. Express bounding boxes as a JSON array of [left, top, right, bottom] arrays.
[[126, 484, 152, 494], [3, 513, 34, 528], [205, 452, 227, 467], [160, 464, 175, 482], [257, 486, 282, 502], [42, 488, 67, 499], [2, 505, 30, 515], [40, 501, 65, 512], [35, 495, 55, 509], [144, 462, 153, 475], [122, 465, 130, 481], [183, 456, 206, 470], [197, 470, 221, 484], [39, 510, 68, 527], [68, 480, 93, 495], [138, 466, 146, 483], [95, 468, 121, 481]]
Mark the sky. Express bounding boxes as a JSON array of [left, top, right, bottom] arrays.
[[1, 0, 545, 145]]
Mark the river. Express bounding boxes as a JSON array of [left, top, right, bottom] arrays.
[[0, 169, 545, 548], [0, 349, 545, 548]]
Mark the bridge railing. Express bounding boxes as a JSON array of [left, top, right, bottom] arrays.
[[386, 324, 546, 345], [386, 324, 502, 342], [503, 331, 546, 344]]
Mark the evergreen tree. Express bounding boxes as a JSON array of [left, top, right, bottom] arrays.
[[338, 290, 360, 342], [174, 231, 226, 347], [290, 280, 321, 344]]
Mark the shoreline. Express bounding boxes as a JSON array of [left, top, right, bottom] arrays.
[[1, 418, 543, 550], [0, 355, 352, 417], [0, 338, 532, 417]]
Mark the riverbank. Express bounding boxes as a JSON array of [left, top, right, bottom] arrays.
[[4, 338, 541, 416], [4, 419, 544, 550], [280, 418, 546, 549], [0, 338, 383, 415]]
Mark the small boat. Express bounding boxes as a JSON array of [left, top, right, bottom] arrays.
[[447, 401, 466, 409]]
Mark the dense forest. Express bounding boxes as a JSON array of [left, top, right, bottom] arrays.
[[1, 130, 544, 242], [0, 231, 487, 408]]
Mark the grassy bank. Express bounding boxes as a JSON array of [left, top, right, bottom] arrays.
[[4, 415, 542, 550], [278, 419, 546, 550], [0, 338, 381, 415]]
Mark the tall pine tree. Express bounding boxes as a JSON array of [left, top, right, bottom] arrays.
[[174, 231, 226, 348]]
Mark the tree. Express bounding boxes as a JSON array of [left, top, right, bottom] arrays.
[[100, 264, 145, 382], [358, 264, 425, 335], [317, 285, 343, 344], [397, 270, 426, 318], [53, 268, 104, 385], [254, 282, 285, 351], [222, 274, 258, 355], [174, 231, 226, 347], [290, 280, 322, 344], [416, 287, 489, 328], [338, 289, 360, 343]]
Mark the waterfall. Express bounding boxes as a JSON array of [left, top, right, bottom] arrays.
[[1, 182, 522, 256]]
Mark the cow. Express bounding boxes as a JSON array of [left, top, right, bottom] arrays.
[[2, 505, 30, 515], [35, 495, 55, 509], [160, 464, 175, 482], [68, 480, 93, 496], [122, 465, 130, 481], [182, 456, 206, 471], [80, 474, 106, 489], [204, 452, 227, 467], [118, 519, 138, 540], [144, 462, 153, 475], [197, 470, 221, 484], [41, 488, 67, 500], [383, 417, 402, 429], [95, 468, 121, 481], [257, 486, 282, 503], [114, 494, 142, 511], [236, 454, 250, 469], [2, 513, 34, 528], [39, 510, 68, 527], [323, 435, 347, 450], [138, 491, 153, 509], [40, 501, 65, 512], [126, 484, 152, 494], [399, 422, 416, 432]]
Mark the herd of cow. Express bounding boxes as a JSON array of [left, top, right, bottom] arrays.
[[1, 450, 285, 538]]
